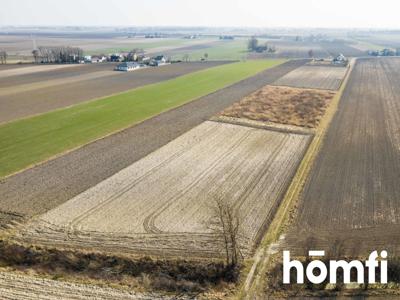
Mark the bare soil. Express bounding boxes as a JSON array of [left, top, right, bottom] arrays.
[[220, 85, 335, 128], [280, 58, 400, 257], [14, 121, 310, 258], [0, 270, 179, 300], [273, 65, 348, 90]]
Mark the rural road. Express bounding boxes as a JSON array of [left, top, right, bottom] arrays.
[[0, 59, 307, 226]]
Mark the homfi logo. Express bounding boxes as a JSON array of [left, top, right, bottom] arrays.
[[283, 250, 388, 284]]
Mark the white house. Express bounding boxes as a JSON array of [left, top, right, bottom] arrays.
[[115, 62, 143, 72]]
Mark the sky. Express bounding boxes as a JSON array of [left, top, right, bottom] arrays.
[[1, 0, 400, 29]]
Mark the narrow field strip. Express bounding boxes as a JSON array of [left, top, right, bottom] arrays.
[[0, 64, 78, 79], [0, 270, 169, 300], [0, 59, 285, 178], [0, 70, 116, 97], [273, 65, 348, 90]]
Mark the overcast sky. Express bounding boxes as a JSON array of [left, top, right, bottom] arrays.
[[1, 0, 400, 29]]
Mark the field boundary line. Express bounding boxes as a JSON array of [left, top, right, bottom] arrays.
[[238, 59, 356, 299]]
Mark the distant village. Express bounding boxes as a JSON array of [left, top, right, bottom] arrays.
[[85, 49, 170, 72], [31, 46, 171, 72]]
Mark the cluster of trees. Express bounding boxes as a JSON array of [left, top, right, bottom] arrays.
[[32, 46, 84, 64], [125, 48, 145, 62], [248, 37, 276, 53], [0, 50, 7, 64], [209, 197, 243, 267]]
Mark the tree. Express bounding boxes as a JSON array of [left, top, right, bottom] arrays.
[[209, 196, 243, 267], [248, 37, 258, 52], [308, 49, 314, 59], [204, 53, 208, 60], [32, 49, 39, 63], [0, 51, 7, 64], [182, 53, 189, 62]]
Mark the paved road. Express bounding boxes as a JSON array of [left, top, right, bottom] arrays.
[[0, 59, 306, 225]]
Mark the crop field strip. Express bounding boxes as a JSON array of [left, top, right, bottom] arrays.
[[0, 59, 287, 177], [0, 64, 79, 78], [0, 63, 117, 87], [0, 59, 306, 228], [14, 121, 311, 258], [0, 61, 228, 123], [0, 271, 167, 300], [280, 58, 400, 256], [273, 65, 348, 90]]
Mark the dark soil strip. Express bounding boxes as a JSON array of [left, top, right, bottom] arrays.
[[281, 58, 400, 256], [0, 59, 307, 225]]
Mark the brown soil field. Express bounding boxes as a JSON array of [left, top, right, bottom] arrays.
[[0, 63, 117, 87], [280, 58, 400, 257], [248, 40, 364, 59], [273, 65, 348, 90], [0, 34, 214, 56], [0, 60, 306, 229], [220, 85, 335, 128], [0, 270, 171, 300], [0, 61, 227, 123], [13, 121, 311, 258], [0, 64, 78, 78]]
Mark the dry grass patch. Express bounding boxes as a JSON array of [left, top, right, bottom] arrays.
[[220, 85, 335, 128]]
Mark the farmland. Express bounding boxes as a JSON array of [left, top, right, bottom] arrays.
[[273, 65, 348, 90], [0, 271, 154, 300], [220, 85, 336, 128], [0, 33, 216, 58], [171, 39, 248, 61], [0, 61, 228, 123], [280, 58, 400, 257], [0, 59, 305, 229], [0, 59, 285, 178], [14, 121, 311, 258]]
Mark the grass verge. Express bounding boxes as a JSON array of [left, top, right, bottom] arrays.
[[0, 59, 285, 178]]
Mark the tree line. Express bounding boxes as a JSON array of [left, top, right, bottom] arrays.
[[248, 37, 276, 53], [32, 46, 84, 64]]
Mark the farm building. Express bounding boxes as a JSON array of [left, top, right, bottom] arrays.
[[91, 56, 107, 63], [333, 53, 348, 65], [150, 55, 168, 66], [115, 62, 143, 72]]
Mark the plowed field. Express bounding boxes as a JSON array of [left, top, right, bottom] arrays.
[[281, 58, 400, 257], [15, 121, 311, 258]]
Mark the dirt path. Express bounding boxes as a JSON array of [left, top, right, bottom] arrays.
[[0, 62, 228, 124], [0, 59, 306, 227]]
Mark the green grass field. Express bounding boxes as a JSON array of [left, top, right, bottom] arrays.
[[0, 59, 285, 178], [172, 39, 249, 61]]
